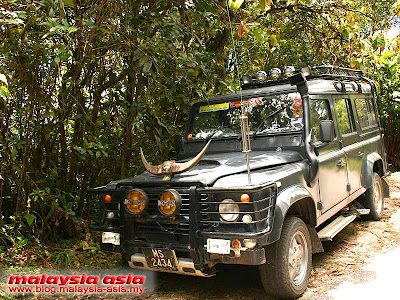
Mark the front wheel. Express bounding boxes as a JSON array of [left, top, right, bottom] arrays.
[[259, 217, 312, 299]]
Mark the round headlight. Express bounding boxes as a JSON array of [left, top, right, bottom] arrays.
[[124, 189, 148, 215], [159, 189, 182, 216], [270, 68, 282, 79], [219, 199, 240, 222]]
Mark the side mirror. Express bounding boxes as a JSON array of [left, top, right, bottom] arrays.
[[174, 135, 183, 153], [319, 120, 334, 143]]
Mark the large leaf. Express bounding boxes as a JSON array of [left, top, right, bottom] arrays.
[[143, 60, 153, 73], [238, 23, 244, 37], [62, 0, 75, 8], [270, 34, 278, 46], [260, 0, 266, 10], [133, 50, 145, 62], [228, 0, 244, 10], [0, 86, 10, 99], [198, 0, 216, 12], [0, 74, 8, 85], [73, 146, 86, 154], [238, 22, 250, 38], [25, 213, 36, 226]]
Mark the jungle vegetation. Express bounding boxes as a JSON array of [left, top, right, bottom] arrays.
[[1, 0, 400, 256]]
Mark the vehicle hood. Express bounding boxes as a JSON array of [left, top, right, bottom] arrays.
[[105, 150, 304, 188]]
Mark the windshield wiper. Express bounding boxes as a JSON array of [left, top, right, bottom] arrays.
[[205, 126, 224, 141], [205, 130, 217, 142], [252, 106, 288, 139]]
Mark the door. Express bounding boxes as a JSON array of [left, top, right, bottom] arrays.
[[310, 96, 349, 214], [334, 97, 363, 194]]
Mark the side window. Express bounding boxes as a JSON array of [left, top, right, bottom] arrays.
[[310, 99, 333, 142], [334, 98, 356, 135], [355, 98, 377, 129]]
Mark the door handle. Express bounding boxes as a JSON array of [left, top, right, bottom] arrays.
[[357, 151, 364, 158], [337, 160, 345, 168]]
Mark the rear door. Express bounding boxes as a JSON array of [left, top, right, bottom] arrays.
[[353, 96, 381, 161], [333, 97, 363, 194]]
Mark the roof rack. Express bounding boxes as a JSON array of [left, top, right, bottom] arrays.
[[309, 65, 363, 80], [240, 65, 366, 90]]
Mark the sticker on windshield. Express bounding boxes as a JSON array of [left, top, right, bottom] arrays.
[[230, 97, 263, 110], [199, 102, 229, 113]]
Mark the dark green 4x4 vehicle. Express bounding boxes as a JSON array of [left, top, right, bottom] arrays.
[[90, 66, 390, 298]]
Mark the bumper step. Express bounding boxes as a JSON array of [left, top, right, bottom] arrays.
[[317, 214, 357, 242], [350, 201, 370, 216]]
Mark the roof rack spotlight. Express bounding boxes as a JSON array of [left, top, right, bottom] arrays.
[[270, 68, 282, 79], [241, 75, 252, 85], [256, 71, 268, 82], [301, 66, 312, 77], [284, 66, 296, 77]]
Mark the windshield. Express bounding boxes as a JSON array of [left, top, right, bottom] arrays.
[[188, 93, 304, 140]]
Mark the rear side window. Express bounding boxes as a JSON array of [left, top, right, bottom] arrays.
[[355, 98, 377, 128], [311, 99, 333, 142], [334, 98, 356, 135]]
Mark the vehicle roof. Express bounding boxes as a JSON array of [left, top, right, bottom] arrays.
[[194, 78, 373, 107]]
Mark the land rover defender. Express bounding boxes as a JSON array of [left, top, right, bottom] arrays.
[[89, 66, 390, 298]]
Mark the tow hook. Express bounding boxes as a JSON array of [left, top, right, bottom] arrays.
[[231, 247, 248, 258]]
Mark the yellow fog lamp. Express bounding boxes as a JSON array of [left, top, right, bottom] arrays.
[[124, 189, 149, 215], [159, 189, 182, 216]]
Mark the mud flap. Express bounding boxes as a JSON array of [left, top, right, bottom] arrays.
[[308, 225, 324, 253], [382, 178, 390, 198]]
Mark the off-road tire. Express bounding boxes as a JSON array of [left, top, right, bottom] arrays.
[[360, 172, 384, 221], [259, 217, 312, 299]]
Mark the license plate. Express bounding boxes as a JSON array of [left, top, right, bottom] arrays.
[[142, 248, 178, 271], [206, 238, 231, 254], [102, 232, 120, 245]]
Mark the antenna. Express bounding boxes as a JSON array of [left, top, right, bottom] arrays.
[[225, 1, 252, 185]]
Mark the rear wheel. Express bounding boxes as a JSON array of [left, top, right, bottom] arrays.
[[259, 217, 312, 299], [361, 172, 384, 221]]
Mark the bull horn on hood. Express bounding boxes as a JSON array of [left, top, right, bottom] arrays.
[[140, 148, 163, 175], [170, 138, 212, 174], [140, 139, 212, 177]]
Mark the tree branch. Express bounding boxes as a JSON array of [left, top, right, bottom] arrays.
[[95, 69, 128, 96]]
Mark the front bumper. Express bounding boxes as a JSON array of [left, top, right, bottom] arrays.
[[120, 236, 267, 277], [90, 183, 276, 275], [127, 247, 266, 277]]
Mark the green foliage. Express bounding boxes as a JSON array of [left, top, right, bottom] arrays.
[[370, 51, 400, 168], [0, 0, 399, 254]]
